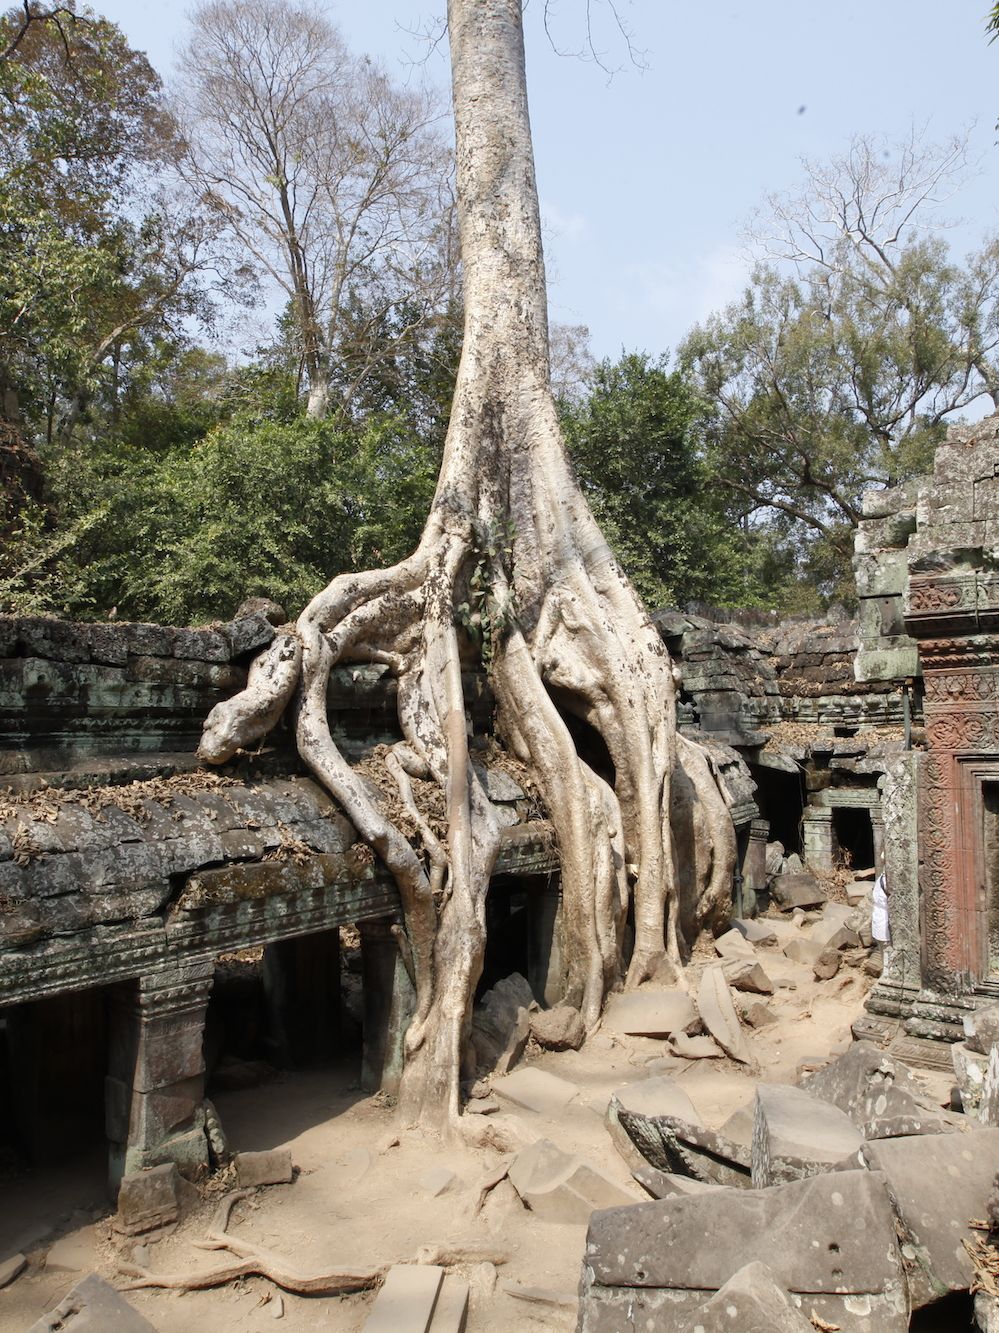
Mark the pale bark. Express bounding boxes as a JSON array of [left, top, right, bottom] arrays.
[[199, 0, 736, 1130]]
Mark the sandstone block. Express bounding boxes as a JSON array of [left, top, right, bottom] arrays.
[[713, 928, 756, 961], [27, 1273, 156, 1332], [771, 872, 827, 911], [429, 1274, 470, 1332], [721, 958, 774, 994], [363, 1263, 444, 1333], [697, 965, 752, 1064], [602, 990, 696, 1038], [491, 1066, 579, 1115], [234, 1148, 294, 1188], [965, 1001, 999, 1055], [470, 973, 533, 1074], [676, 1262, 814, 1333], [529, 1004, 585, 1050], [670, 1032, 723, 1059], [508, 1138, 634, 1224], [115, 1162, 181, 1235], [862, 1129, 999, 1308], [732, 917, 778, 946], [751, 1083, 863, 1187], [742, 1001, 777, 1029], [803, 1041, 962, 1139], [783, 937, 824, 966], [813, 948, 841, 980]]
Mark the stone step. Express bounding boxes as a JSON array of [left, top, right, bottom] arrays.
[[364, 1264, 445, 1333]]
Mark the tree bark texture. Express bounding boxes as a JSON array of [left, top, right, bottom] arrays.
[[199, 0, 736, 1130]]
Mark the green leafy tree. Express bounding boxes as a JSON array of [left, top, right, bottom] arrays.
[[681, 132, 999, 601], [562, 351, 775, 610]]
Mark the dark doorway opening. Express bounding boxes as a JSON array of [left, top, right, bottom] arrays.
[[479, 873, 563, 1006], [749, 763, 804, 855], [832, 806, 875, 873]]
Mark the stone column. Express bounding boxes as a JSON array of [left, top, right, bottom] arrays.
[[263, 929, 341, 1067], [740, 819, 770, 915], [106, 958, 215, 1190], [801, 804, 835, 870], [527, 878, 565, 1005], [359, 918, 414, 1096]]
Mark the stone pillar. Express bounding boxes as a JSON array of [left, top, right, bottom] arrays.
[[263, 929, 341, 1067], [740, 819, 770, 915], [106, 959, 214, 1190], [855, 752, 924, 1044], [527, 878, 565, 1005], [359, 918, 414, 1096], [801, 804, 835, 870], [870, 806, 886, 871]]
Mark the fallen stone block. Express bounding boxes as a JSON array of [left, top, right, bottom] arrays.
[[741, 1000, 778, 1029], [602, 990, 696, 1038], [470, 973, 534, 1074], [364, 1263, 444, 1332], [605, 1087, 751, 1189], [500, 1280, 577, 1308], [980, 1047, 999, 1127], [721, 958, 774, 994], [27, 1273, 156, 1332], [862, 1130, 999, 1308], [669, 1032, 723, 1059], [966, 1001, 999, 1055], [508, 1138, 635, 1224], [429, 1273, 469, 1332], [717, 1102, 754, 1146], [0, 1253, 26, 1288], [803, 1041, 964, 1139], [808, 918, 861, 951], [752, 1083, 864, 1187], [731, 916, 778, 946], [491, 1066, 579, 1115], [782, 937, 825, 966], [765, 840, 785, 879], [578, 1169, 907, 1333], [530, 1003, 585, 1050], [813, 948, 840, 980], [713, 928, 756, 961], [115, 1162, 182, 1235], [606, 1077, 701, 1172], [770, 872, 826, 911], [976, 1291, 999, 1333], [953, 1040, 989, 1114], [235, 1148, 294, 1188], [846, 881, 873, 906], [675, 1261, 814, 1333], [697, 965, 752, 1064]]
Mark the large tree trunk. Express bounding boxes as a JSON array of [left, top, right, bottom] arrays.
[[200, 0, 730, 1132]]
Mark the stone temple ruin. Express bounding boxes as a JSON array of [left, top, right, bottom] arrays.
[[2, 417, 999, 1330]]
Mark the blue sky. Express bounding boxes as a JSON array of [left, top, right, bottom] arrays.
[[96, 1, 999, 364]]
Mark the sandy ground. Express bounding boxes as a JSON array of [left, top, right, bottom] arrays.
[[0, 926, 952, 1332]]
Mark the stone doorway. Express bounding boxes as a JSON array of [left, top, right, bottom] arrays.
[[983, 782, 999, 979]]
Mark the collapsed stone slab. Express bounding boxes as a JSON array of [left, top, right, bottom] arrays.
[[862, 1129, 999, 1308], [27, 1273, 156, 1332], [802, 1041, 963, 1139], [770, 872, 827, 911], [602, 991, 696, 1038], [578, 1169, 907, 1333], [751, 1082, 863, 1187], [508, 1138, 635, 1224], [529, 1004, 585, 1050], [470, 973, 534, 1074], [697, 965, 752, 1064], [606, 1080, 751, 1190]]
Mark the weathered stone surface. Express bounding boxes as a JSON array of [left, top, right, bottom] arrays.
[[953, 1041, 989, 1114], [471, 763, 524, 803], [606, 1077, 702, 1172], [578, 1170, 907, 1333], [697, 965, 752, 1064], [508, 1138, 634, 1224], [721, 958, 774, 994], [491, 1066, 579, 1115], [529, 1004, 585, 1051], [741, 1000, 777, 1029], [751, 1083, 863, 1187], [813, 948, 841, 980], [234, 1148, 294, 1188], [670, 1032, 723, 1059], [783, 937, 824, 966], [363, 1263, 444, 1332], [470, 973, 533, 1074], [809, 918, 861, 952], [803, 1041, 962, 1139], [732, 917, 778, 946], [602, 990, 696, 1038], [980, 1047, 999, 1127], [115, 1162, 182, 1234], [675, 1262, 814, 1333], [27, 1273, 156, 1332], [713, 928, 756, 961], [862, 1129, 999, 1307], [966, 1002, 999, 1056], [771, 872, 827, 911], [606, 1090, 751, 1190]]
